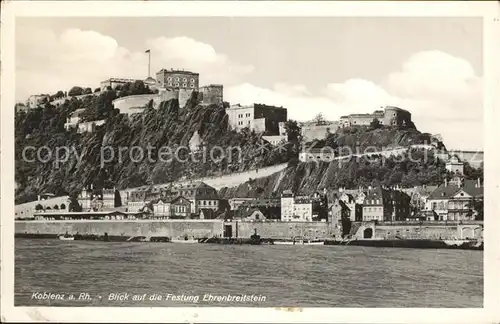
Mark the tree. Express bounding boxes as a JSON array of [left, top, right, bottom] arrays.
[[83, 87, 93, 94], [68, 86, 84, 97], [68, 195, 82, 212], [370, 118, 382, 130], [114, 190, 122, 207], [473, 200, 484, 220], [312, 113, 326, 125], [94, 88, 100, 93], [284, 120, 301, 145]]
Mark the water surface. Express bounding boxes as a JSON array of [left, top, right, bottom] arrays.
[[15, 239, 483, 307]]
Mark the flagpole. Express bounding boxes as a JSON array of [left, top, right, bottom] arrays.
[[148, 50, 151, 78]]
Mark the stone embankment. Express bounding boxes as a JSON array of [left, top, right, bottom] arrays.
[[15, 220, 483, 241]]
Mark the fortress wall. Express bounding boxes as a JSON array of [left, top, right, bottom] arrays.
[[178, 89, 195, 108], [301, 124, 339, 142], [200, 85, 223, 105], [154, 90, 179, 108], [112, 94, 159, 115]]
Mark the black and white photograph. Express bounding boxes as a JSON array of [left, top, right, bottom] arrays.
[[1, 1, 499, 323]]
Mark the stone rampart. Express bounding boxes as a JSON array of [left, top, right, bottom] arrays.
[[112, 94, 158, 115]]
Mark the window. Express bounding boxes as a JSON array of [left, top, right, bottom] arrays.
[[183, 78, 187, 82], [190, 78, 195, 83], [168, 82, 172, 86], [190, 84, 195, 88], [167, 77, 172, 81], [183, 83, 187, 87], [175, 82, 179, 87], [175, 77, 180, 81]]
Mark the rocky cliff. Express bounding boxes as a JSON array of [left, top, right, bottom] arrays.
[[15, 92, 289, 203]]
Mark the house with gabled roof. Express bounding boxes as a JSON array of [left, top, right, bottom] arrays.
[[175, 181, 219, 214], [151, 196, 192, 218], [244, 208, 267, 221], [425, 176, 482, 221]]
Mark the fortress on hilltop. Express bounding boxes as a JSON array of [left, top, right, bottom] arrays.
[[109, 68, 224, 115], [340, 106, 412, 128]]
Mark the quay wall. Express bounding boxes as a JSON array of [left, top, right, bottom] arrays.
[[15, 220, 223, 238], [15, 220, 482, 240], [229, 221, 335, 239], [353, 222, 483, 240]]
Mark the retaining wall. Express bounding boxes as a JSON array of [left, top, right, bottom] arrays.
[[15, 220, 223, 238], [229, 221, 334, 239], [15, 220, 479, 241]]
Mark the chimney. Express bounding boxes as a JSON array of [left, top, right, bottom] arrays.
[[37, 195, 41, 201], [477, 178, 481, 188], [444, 178, 448, 187]]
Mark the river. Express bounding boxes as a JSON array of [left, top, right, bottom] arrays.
[[15, 239, 483, 307]]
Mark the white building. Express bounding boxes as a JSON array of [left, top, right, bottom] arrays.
[[298, 147, 336, 162], [15, 195, 69, 219], [226, 103, 287, 134], [280, 190, 313, 222], [77, 120, 106, 134], [153, 199, 171, 216], [78, 186, 116, 211], [446, 155, 464, 175], [64, 108, 86, 130]]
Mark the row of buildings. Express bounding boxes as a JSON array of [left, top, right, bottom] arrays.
[[17, 169, 483, 223], [19, 67, 416, 143], [64, 170, 482, 223]]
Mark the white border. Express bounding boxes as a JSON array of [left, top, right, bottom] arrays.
[[1, 1, 499, 323]]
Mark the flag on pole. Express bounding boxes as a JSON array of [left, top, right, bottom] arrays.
[[145, 49, 150, 53]]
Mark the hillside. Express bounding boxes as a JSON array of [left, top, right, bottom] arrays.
[[218, 146, 483, 200], [14, 90, 290, 203]]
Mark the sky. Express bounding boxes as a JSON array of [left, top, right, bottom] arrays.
[[15, 17, 483, 150]]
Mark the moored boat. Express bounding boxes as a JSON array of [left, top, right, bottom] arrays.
[[274, 238, 324, 245], [58, 234, 74, 241], [171, 236, 199, 244], [444, 239, 473, 247], [302, 240, 325, 245]]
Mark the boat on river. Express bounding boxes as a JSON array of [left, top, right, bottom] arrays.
[[274, 237, 325, 245], [171, 236, 199, 244], [58, 234, 74, 241]]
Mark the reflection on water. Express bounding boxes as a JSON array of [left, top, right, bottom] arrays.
[[15, 239, 483, 307]]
